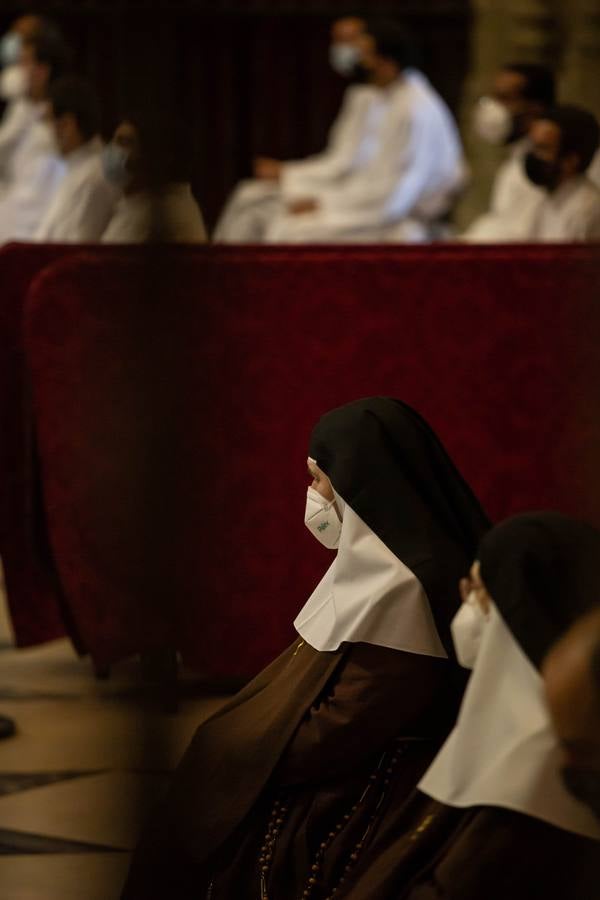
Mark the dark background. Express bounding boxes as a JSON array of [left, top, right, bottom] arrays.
[[1, 1, 472, 228]]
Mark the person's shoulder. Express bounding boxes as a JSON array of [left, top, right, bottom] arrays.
[[26, 118, 55, 151], [580, 175, 600, 201], [567, 176, 600, 223], [342, 83, 378, 109]]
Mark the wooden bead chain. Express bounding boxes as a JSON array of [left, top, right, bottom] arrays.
[[301, 737, 409, 900], [258, 795, 290, 900]]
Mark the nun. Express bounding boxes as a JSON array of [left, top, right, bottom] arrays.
[[121, 397, 490, 900], [340, 512, 600, 900]]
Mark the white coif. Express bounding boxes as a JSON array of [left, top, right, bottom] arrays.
[[295, 490, 447, 658], [419, 603, 600, 841]]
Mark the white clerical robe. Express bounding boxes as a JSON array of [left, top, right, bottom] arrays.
[[461, 138, 545, 242], [212, 83, 381, 243], [34, 137, 118, 242], [0, 98, 40, 189], [0, 103, 65, 243], [101, 183, 207, 244], [264, 71, 466, 244], [587, 149, 600, 190], [530, 175, 600, 241]]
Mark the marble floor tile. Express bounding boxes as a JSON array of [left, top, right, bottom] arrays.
[[0, 693, 226, 771], [0, 771, 167, 849], [0, 852, 131, 900]]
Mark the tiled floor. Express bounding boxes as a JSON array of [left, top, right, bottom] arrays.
[[0, 568, 231, 899]]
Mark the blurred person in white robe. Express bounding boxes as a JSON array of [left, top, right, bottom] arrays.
[[34, 76, 118, 242], [0, 26, 69, 243], [462, 64, 555, 243], [101, 115, 206, 243], [265, 20, 466, 244], [524, 105, 600, 241], [0, 14, 47, 190], [587, 147, 600, 189], [213, 16, 377, 243]]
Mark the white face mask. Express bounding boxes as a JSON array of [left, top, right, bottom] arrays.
[[450, 591, 490, 669], [0, 64, 28, 101], [304, 486, 342, 549], [0, 32, 22, 68], [473, 96, 512, 145], [329, 43, 361, 77]]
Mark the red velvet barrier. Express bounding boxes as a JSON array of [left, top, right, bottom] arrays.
[[23, 245, 600, 675], [0, 243, 84, 649]]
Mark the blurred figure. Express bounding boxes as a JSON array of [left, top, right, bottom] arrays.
[[462, 64, 555, 242], [214, 17, 374, 242], [101, 115, 207, 243], [0, 14, 46, 189], [543, 606, 600, 820], [339, 513, 600, 900], [35, 76, 117, 242], [526, 105, 600, 241], [0, 25, 69, 243], [587, 148, 600, 189], [265, 21, 466, 243]]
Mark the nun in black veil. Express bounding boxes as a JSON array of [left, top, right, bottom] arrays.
[[121, 398, 490, 900], [339, 512, 600, 900]]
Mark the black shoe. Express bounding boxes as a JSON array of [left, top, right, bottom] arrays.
[[0, 715, 16, 739]]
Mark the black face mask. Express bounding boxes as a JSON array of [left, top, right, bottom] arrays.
[[562, 766, 600, 820], [524, 152, 561, 190]]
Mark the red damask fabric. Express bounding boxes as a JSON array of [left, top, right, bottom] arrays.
[[0, 243, 80, 649], [20, 244, 600, 674]]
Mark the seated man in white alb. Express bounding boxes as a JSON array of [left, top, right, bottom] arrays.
[[213, 16, 377, 243], [265, 21, 466, 244], [101, 114, 207, 243], [525, 105, 600, 241], [0, 26, 68, 243], [0, 14, 47, 192], [462, 63, 555, 242], [35, 76, 118, 242]]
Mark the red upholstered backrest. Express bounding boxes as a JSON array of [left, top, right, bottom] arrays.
[[0, 243, 81, 648], [23, 245, 600, 674]]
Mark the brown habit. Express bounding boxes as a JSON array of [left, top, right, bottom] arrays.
[[122, 638, 464, 899], [338, 790, 600, 899]]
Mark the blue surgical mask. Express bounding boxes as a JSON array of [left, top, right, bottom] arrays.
[[102, 143, 131, 188], [329, 43, 361, 77], [0, 32, 22, 68]]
